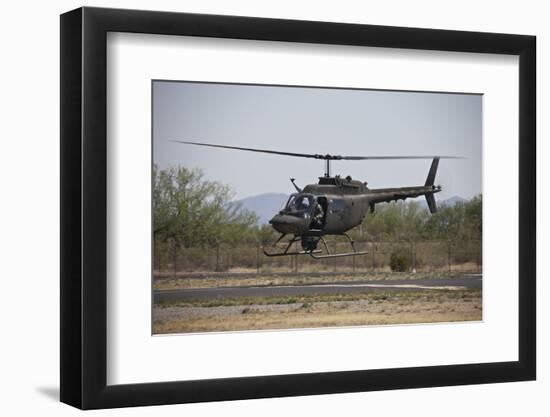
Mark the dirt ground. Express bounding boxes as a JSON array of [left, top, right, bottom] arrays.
[[153, 289, 482, 334]]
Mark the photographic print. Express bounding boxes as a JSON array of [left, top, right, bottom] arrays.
[[152, 81, 482, 335]]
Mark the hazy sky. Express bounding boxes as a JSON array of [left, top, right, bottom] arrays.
[[153, 81, 482, 200]]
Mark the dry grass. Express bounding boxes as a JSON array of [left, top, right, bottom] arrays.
[[153, 289, 482, 334], [154, 262, 481, 279], [153, 271, 471, 291]]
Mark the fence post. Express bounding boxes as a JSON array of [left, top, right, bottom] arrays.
[[372, 242, 376, 272], [410, 241, 415, 271], [154, 240, 161, 272], [477, 240, 482, 270], [226, 250, 230, 272], [333, 240, 337, 272], [448, 241, 452, 273], [256, 244, 260, 274], [172, 240, 177, 279], [159, 244, 163, 272], [216, 243, 220, 272]]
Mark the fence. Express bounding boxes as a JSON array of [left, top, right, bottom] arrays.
[[154, 239, 482, 276]]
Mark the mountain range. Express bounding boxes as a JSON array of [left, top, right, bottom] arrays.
[[236, 193, 467, 225]]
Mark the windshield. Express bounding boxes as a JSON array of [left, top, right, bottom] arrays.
[[283, 194, 315, 214]]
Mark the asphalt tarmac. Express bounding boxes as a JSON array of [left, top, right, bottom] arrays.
[[154, 274, 482, 304]]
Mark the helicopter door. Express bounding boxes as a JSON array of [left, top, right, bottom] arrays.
[[309, 197, 328, 231]]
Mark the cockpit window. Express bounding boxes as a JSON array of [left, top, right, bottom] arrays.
[[284, 194, 314, 213]]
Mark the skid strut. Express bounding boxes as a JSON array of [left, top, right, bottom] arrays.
[[263, 233, 367, 259], [263, 235, 321, 257], [308, 233, 368, 259]]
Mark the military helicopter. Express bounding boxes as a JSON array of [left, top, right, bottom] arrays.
[[173, 141, 461, 259]]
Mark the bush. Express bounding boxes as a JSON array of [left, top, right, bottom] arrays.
[[390, 247, 412, 272]]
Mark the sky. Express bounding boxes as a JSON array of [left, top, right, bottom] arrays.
[[153, 81, 482, 201]]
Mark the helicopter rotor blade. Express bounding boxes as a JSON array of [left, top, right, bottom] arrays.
[[171, 140, 464, 160], [171, 141, 320, 159], [339, 155, 464, 160]]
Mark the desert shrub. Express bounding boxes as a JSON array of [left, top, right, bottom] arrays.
[[390, 247, 412, 272]]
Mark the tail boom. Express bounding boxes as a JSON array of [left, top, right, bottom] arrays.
[[367, 157, 442, 214]]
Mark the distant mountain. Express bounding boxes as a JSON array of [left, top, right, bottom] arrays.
[[236, 193, 468, 225], [236, 193, 289, 225]]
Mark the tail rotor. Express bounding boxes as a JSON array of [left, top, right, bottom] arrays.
[[425, 157, 440, 214]]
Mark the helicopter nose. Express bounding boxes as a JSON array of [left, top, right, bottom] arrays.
[[269, 214, 306, 234]]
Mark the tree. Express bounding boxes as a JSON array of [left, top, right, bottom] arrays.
[[461, 194, 482, 240], [153, 165, 258, 272], [360, 195, 482, 242], [422, 203, 464, 240], [256, 224, 278, 245]]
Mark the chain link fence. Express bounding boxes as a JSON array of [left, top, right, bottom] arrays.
[[154, 239, 482, 276]]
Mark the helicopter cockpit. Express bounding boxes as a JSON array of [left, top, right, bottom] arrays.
[[281, 193, 327, 230], [282, 193, 315, 217]]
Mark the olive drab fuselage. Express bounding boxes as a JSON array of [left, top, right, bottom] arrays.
[[269, 172, 441, 238]]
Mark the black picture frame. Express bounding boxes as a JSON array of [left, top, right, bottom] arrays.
[[60, 6, 536, 410]]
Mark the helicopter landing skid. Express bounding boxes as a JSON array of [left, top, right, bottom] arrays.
[[262, 248, 322, 257], [263, 233, 367, 259], [262, 236, 322, 257], [308, 234, 368, 259]]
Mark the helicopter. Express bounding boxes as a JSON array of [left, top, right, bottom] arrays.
[[173, 141, 461, 259]]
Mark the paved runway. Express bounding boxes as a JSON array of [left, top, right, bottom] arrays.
[[154, 274, 482, 304]]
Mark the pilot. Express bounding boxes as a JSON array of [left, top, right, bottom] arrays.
[[312, 200, 324, 228], [296, 196, 309, 211]]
